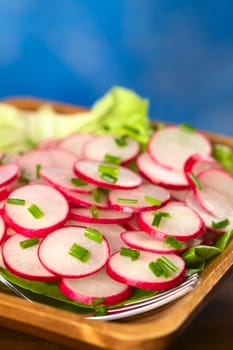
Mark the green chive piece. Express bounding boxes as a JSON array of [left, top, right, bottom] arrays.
[[214, 229, 233, 251], [180, 123, 195, 133], [159, 255, 178, 272], [115, 135, 128, 147], [7, 198, 26, 205], [211, 218, 230, 229], [18, 169, 30, 184], [98, 164, 119, 177], [92, 188, 101, 203], [90, 205, 99, 219], [144, 196, 162, 206], [27, 204, 44, 219], [104, 154, 122, 165], [148, 261, 163, 277], [19, 237, 40, 249], [164, 236, 184, 250], [71, 178, 88, 187], [117, 198, 138, 204], [92, 297, 105, 306], [156, 259, 171, 277], [94, 304, 107, 316], [84, 227, 103, 243], [188, 172, 203, 190], [120, 247, 140, 261], [152, 212, 171, 227], [68, 243, 90, 262], [100, 173, 118, 183], [123, 125, 139, 135], [35, 164, 41, 179]]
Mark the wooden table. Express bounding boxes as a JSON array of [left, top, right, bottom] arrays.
[[0, 272, 232, 350]]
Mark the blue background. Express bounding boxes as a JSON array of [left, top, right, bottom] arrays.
[[0, 0, 233, 135]]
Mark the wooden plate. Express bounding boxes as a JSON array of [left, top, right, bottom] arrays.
[[0, 97, 233, 350]]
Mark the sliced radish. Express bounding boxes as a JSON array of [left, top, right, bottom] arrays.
[[184, 154, 220, 180], [38, 226, 110, 278], [107, 251, 186, 290], [37, 138, 60, 150], [4, 184, 69, 237], [40, 166, 96, 193], [83, 135, 139, 165], [169, 189, 189, 202], [0, 186, 13, 201], [121, 230, 187, 254], [0, 163, 19, 188], [0, 216, 6, 244], [61, 189, 109, 209], [59, 268, 131, 306], [108, 183, 170, 213], [70, 207, 133, 224], [58, 133, 94, 158], [137, 153, 189, 190], [137, 201, 205, 241], [73, 160, 142, 190], [123, 215, 140, 231], [0, 245, 5, 268], [148, 126, 211, 170], [2, 234, 56, 281]]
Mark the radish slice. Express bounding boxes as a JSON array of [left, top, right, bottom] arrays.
[[121, 230, 187, 254], [73, 160, 142, 190], [4, 184, 69, 237], [61, 189, 109, 209], [2, 234, 56, 281], [59, 268, 131, 305], [0, 216, 6, 244], [40, 166, 96, 193], [123, 215, 140, 231], [108, 184, 170, 213], [169, 189, 189, 202], [0, 246, 5, 268], [58, 134, 94, 158], [148, 126, 211, 170], [107, 251, 186, 290], [0, 163, 19, 188], [184, 154, 220, 180], [137, 153, 189, 189], [38, 226, 110, 278], [83, 135, 139, 165], [37, 139, 60, 150], [137, 201, 205, 241], [70, 207, 133, 224]]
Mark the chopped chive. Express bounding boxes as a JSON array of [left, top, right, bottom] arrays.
[[144, 196, 162, 206], [159, 255, 178, 272], [90, 205, 99, 219], [117, 198, 138, 204], [156, 259, 171, 277], [92, 297, 105, 306], [120, 247, 140, 261], [92, 188, 101, 203], [115, 135, 128, 147], [68, 243, 90, 262], [7, 198, 26, 205], [35, 164, 41, 179], [152, 212, 171, 227], [211, 218, 230, 229], [18, 169, 30, 184], [94, 304, 107, 316], [98, 164, 119, 177], [148, 261, 163, 277], [188, 172, 203, 190], [164, 236, 184, 250], [180, 123, 195, 133], [123, 125, 139, 134], [27, 204, 44, 219], [71, 178, 88, 187], [100, 173, 118, 183], [19, 237, 40, 249], [84, 227, 103, 243], [104, 154, 122, 165]]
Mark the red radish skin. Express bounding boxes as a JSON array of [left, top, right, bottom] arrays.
[[58, 134, 94, 158], [148, 126, 211, 171], [2, 234, 57, 281], [38, 226, 110, 278], [59, 268, 131, 305], [108, 184, 170, 213], [137, 153, 189, 190], [83, 135, 140, 165], [106, 251, 186, 290], [60, 188, 109, 209], [70, 207, 133, 224], [73, 160, 142, 190], [0, 163, 20, 188], [123, 215, 140, 231], [4, 184, 69, 237], [121, 230, 187, 254], [0, 216, 6, 244], [137, 201, 205, 241]]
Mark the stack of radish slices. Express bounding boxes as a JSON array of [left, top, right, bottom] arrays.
[[0, 125, 232, 309]]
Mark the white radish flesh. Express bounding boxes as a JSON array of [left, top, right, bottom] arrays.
[[38, 226, 110, 277], [148, 126, 211, 170], [73, 160, 142, 189], [59, 268, 131, 305], [58, 134, 94, 158], [4, 184, 69, 237], [70, 207, 133, 224], [107, 251, 186, 290], [137, 201, 205, 241], [2, 234, 56, 281], [61, 188, 109, 209], [0, 164, 19, 188], [137, 153, 189, 189]]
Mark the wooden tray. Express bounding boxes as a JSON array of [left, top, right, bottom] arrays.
[[0, 96, 233, 350]]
